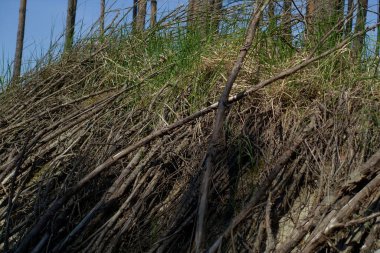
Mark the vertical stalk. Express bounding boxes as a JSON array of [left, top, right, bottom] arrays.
[[194, 1, 270, 252], [12, 0, 27, 82], [64, 0, 77, 52], [353, 0, 368, 58], [345, 0, 354, 36], [133, 0, 138, 26], [136, 0, 148, 31], [100, 0, 105, 36], [282, 0, 292, 43], [150, 0, 157, 27]]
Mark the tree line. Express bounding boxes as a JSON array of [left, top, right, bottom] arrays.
[[10, 0, 380, 82]]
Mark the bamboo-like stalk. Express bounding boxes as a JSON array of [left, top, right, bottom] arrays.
[[136, 0, 148, 31], [12, 0, 27, 82], [195, 1, 269, 252], [64, 0, 77, 51], [353, 0, 369, 57], [100, 0, 105, 36], [150, 0, 157, 27]]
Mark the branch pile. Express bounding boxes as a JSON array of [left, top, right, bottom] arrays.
[[0, 3, 379, 253]]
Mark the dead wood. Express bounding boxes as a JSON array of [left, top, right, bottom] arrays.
[[0, 4, 379, 253]]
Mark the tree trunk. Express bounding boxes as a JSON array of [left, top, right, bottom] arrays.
[[150, 0, 157, 27], [212, 0, 223, 33], [335, 0, 344, 18], [305, 0, 315, 32], [376, 0, 380, 57], [353, 0, 369, 57], [188, 0, 196, 26], [305, 0, 343, 39], [267, 0, 275, 31], [136, 0, 148, 31], [133, 0, 138, 25], [282, 0, 292, 43], [345, 0, 354, 36], [12, 0, 27, 81], [100, 0, 105, 36], [187, 0, 222, 33], [64, 0, 77, 52]]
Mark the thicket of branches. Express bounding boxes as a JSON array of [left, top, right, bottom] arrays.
[[0, 0, 379, 252]]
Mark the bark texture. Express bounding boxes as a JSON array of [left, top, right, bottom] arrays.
[[282, 0, 292, 43], [12, 0, 27, 81], [150, 0, 157, 27], [187, 0, 223, 33], [100, 0, 105, 36], [133, 0, 138, 25], [64, 0, 77, 51], [306, 0, 343, 35], [345, 0, 354, 36], [353, 0, 369, 57], [136, 0, 148, 31]]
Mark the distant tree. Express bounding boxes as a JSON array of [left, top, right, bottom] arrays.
[[305, 0, 315, 31], [375, 0, 380, 76], [281, 0, 292, 43], [65, 0, 77, 51], [188, 0, 197, 25], [12, 0, 27, 81], [344, 0, 354, 36], [187, 0, 201, 28], [133, 0, 138, 25], [353, 0, 369, 57], [267, 0, 275, 30], [100, 0, 105, 36], [136, 0, 148, 31], [376, 0, 380, 57], [187, 0, 222, 33], [211, 0, 223, 32], [151, 0, 157, 27], [305, 0, 344, 39]]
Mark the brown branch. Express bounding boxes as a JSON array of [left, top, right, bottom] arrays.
[[302, 173, 380, 252], [333, 212, 380, 229], [265, 192, 275, 253], [275, 148, 380, 253], [3, 132, 31, 252], [207, 123, 314, 253], [13, 20, 379, 253], [195, 1, 269, 252]]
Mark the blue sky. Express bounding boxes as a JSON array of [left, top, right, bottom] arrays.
[[0, 0, 186, 74], [0, 0, 379, 75]]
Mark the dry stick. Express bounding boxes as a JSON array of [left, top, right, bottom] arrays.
[[197, 7, 372, 253], [14, 22, 378, 253], [265, 193, 275, 253], [59, 142, 157, 251], [207, 124, 313, 253], [1, 90, 114, 182], [0, 86, 117, 135], [338, 148, 380, 195], [106, 170, 163, 253], [17, 66, 104, 119], [3, 133, 31, 252], [2, 66, 157, 180], [5, 45, 108, 123], [302, 174, 380, 252], [333, 212, 380, 229], [1, 125, 85, 213], [52, 148, 145, 253], [195, 1, 269, 252], [30, 233, 49, 253], [274, 148, 380, 253], [361, 216, 380, 252]]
